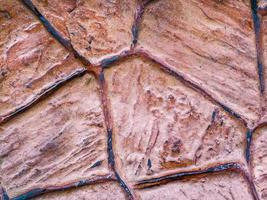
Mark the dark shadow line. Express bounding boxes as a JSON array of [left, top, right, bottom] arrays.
[[107, 128, 115, 168], [10, 175, 115, 200], [131, 0, 156, 47], [131, 2, 145, 47], [97, 72, 134, 200], [135, 163, 241, 187], [22, 0, 72, 50], [251, 0, 265, 93], [135, 162, 259, 200], [115, 172, 134, 200], [22, 0, 91, 66], [100, 50, 134, 68], [246, 129, 253, 162]]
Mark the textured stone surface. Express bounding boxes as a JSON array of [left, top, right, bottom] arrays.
[[67, 0, 137, 64], [0, 0, 266, 199], [261, 16, 267, 120], [137, 0, 260, 126], [0, 74, 108, 197], [31, 0, 138, 64], [31, 0, 76, 40], [105, 57, 246, 182], [251, 127, 267, 200], [0, 0, 81, 120]]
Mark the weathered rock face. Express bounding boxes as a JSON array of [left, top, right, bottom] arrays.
[[0, 0, 267, 200]]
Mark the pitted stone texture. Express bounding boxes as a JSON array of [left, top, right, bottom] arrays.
[[105, 57, 246, 182], [66, 0, 137, 64], [0, 74, 109, 197], [251, 127, 267, 200], [34, 182, 125, 200], [0, 0, 81, 119], [139, 172, 253, 200], [137, 0, 260, 126]]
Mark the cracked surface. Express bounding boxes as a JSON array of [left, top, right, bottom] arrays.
[[0, 0, 267, 199]]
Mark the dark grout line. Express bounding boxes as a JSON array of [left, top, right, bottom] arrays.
[[100, 50, 134, 68], [130, 0, 156, 48], [107, 128, 116, 168], [22, 0, 91, 66], [9, 175, 115, 200], [131, 2, 145, 47], [250, 0, 265, 94], [252, 121, 267, 132], [135, 163, 241, 188], [97, 72, 135, 200], [101, 55, 121, 68], [115, 172, 134, 200], [135, 162, 259, 200], [245, 129, 253, 162], [0, 68, 86, 125], [22, 0, 71, 50]]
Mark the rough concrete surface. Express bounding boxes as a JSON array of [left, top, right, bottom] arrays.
[[0, 0, 267, 200]]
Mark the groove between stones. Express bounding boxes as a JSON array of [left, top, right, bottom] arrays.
[[0, 68, 86, 125], [251, 0, 265, 94], [22, 0, 91, 66], [98, 71, 135, 200], [135, 162, 259, 200], [1, 175, 115, 200], [246, 129, 253, 162], [131, 1, 146, 47]]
